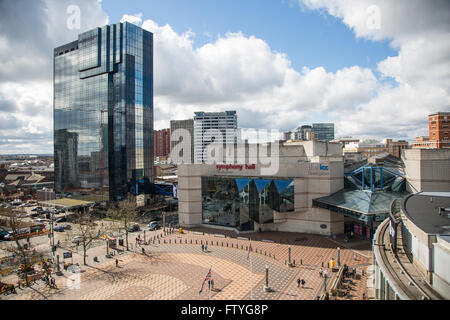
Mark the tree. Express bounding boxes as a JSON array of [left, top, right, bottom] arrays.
[[68, 206, 105, 265], [0, 207, 41, 287], [107, 196, 139, 251]]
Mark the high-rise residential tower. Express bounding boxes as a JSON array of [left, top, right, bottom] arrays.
[[54, 22, 153, 201], [193, 111, 238, 163]]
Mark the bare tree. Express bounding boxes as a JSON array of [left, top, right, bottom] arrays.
[[69, 206, 105, 265], [0, 207, 40, 287], [107, 196, 139, 251]]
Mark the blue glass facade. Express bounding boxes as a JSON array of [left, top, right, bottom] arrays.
[[54, 22, 153, 201], [201, 176, 294, 231]]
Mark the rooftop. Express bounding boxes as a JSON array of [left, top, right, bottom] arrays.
[[403, 192, 450, 236]]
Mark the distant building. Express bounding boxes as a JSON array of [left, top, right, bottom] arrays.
[[282, 131, 293, 141], [331, 137, 360, 147], [170, 119, 194, 164], [413, 112, 450, 149], [36, 189, 55, 202], [312, 123, 334, 142], [193, 111, 238, 163], [385, 139, 409, 159], [343, 141, 386, 160], [154, 129, 171, 160], [344, 152, 363, 163]]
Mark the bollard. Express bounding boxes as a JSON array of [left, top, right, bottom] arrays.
[[191, 239, 193, 244], [301, 259, 303, 265], [227, 243, 228, 247]]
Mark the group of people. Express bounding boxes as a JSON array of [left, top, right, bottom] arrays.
[[296, 278, 306, 288], [44, 275, 57, 289], [201, 244, 208, 252], [318, 268, 327, 278]]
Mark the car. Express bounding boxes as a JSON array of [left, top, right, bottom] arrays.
[[54, 225, 65, 232], [30, 213, 40, 218], [62, 224, 71, 230], [72, 236, 84, 244], [35, 218, 44, 222], [148, 223, 161, 231], [128, 224, 140, 232], [56, 217, 67, 223], [0, 230, 9, 240], [148, 221, 160, 227]]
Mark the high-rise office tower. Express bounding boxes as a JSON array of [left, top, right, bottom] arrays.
[[312, 123, 335, 142], [193, 111, 238, 163], [170, 119, 194, 164], [54, 22, 153, 201]]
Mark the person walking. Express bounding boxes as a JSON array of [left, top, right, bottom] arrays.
[[205, 245, 208, 252], [201, 244, 204, 252], [297, 278, 301, 288], [115, 258, 119, 268], [301, 279, 306, 288], [319, 268, 323, 277]]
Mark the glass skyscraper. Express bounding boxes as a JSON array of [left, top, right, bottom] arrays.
[[54, 22, 153, 201], [312, 123, 335, 142]]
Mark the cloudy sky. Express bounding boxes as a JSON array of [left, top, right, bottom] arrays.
[[0, 0, 449, 154]]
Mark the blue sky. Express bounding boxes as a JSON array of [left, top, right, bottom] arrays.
[[1, 0, 448, 154], [103, 0, 396, 74]]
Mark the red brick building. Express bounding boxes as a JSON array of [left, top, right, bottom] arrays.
[[153, 128, 171, 159], [413, 112, 450, 149]]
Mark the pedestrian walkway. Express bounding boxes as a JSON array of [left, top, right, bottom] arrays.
[[4, 228, 371, 300]]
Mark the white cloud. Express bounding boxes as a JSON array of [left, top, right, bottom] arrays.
[[0, 1, 449, 154], [120, 13, 143, 26], [296, 0, 450, 139], [142, 19, 379, 132], [0, 0, 108, 154]]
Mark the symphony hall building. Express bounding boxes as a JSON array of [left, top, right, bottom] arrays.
[[177, 140, 346, 235]]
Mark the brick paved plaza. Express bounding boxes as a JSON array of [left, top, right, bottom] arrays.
[[5, 228, 371, 300]]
